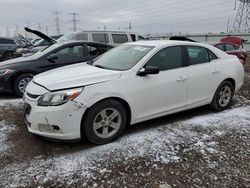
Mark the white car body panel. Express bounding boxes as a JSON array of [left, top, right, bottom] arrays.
[[24, 40, 245, 140]]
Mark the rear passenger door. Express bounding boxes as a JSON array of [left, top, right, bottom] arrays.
[[186, 46, 221, 106]]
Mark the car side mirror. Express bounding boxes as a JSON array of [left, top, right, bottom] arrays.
[[137, 66, 160, 77], [47, 54, 58, 62]]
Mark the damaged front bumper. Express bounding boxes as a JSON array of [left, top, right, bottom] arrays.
[[24, 96, 87, 141]]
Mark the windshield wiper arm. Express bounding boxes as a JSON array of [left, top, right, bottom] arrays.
[[94, 64, 106, 69]]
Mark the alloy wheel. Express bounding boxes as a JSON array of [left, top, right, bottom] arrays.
[[93, 108, 122, 139]]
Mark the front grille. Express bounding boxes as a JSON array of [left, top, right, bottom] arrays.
[[27, 92, 40, 100]]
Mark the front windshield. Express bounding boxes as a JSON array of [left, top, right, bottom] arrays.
[[93, 45, 154, 71], [30, 43, 61, 59]]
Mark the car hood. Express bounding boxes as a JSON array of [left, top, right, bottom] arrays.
[[25, 27, 57, 45], [33, 63, 122, 91], [0, 56, 35, 68]]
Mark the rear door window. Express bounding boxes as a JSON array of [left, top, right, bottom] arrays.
[[187, 46, 211, 65], [92, 33, 109, 43], [112, 34, 129, 43]]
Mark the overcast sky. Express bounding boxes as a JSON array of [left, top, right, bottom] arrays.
[[0, 0, 237, 37]]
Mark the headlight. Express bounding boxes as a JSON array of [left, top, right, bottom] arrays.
[[0, 69, 15, 76], [37, 88, 83, 106]]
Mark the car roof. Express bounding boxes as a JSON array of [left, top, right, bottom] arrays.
[[66, 30, 138, 34]]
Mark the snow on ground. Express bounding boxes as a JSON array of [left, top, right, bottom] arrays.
[[0, 96, 249, 187], [0, 98, 23, 107], [0, 121, 15, 155]]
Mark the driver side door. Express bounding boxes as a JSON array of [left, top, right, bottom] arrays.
[[130, 46, 188, 122]]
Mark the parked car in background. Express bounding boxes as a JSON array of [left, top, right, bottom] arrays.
[[16, 27, 63, 56], [24, 40, 244, 144], [0, 41, 112, 96], [208, 42, 247, 64], [57, 30, 144, 46], [0, 36, 32, 61]]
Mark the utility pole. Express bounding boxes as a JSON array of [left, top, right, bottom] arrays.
[[37, 23, 42, 32], [226, 18, 230, 33], [15, 24, 19, 35], [52, 11, 61, 35], [128, 22, 132, 30], [46, 25, 49, 35], [233, 0, 250, 32], [69, 12, 79, 32], [5, 28, 10, 37]]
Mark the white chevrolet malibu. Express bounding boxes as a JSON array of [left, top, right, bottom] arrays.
[[24, 40, 244, 144]]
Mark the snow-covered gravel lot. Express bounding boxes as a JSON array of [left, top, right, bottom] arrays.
[[0, 95, 249, 187]]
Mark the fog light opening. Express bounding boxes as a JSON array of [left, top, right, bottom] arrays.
[[38, 124, 63, 134]]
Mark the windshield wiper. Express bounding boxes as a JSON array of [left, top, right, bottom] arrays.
[[94, 64, 107, 69]]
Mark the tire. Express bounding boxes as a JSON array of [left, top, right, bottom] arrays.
[[210, 81, 234, 111], [82, 99, 127, 145], [3, 52, 14, 61], [13, 74, 34, 97]]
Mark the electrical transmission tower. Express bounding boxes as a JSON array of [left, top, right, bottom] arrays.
[[233, 0, 250, 32], [69, 12, 79, 32], [52, 11, 61, 35]]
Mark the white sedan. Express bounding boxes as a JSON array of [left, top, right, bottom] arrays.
[[24, 40, 244, 144]]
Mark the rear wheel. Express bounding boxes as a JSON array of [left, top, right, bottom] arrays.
[[13, 74, 33, 97], [82, 99, 127, 145], [210, 81, 234, 111]]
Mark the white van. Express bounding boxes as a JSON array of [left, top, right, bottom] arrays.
[[57, 30, 144, 46]]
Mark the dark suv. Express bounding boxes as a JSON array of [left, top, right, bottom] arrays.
[[0, 37, 17, 61]]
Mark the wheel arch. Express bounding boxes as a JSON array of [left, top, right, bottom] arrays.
[[222, 78, 236, 91], [80, 97, 132, 133], [10, 71, 36, 90]]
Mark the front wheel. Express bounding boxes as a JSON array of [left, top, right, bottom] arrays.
[[210, 81, 234, 111], [13, 74, 34, 97], [82, 99, 127, 145]]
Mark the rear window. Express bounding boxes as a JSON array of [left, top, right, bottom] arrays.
[[112, 34, 128, 43], [92, 33, 109, 43], [0, 38, 15, 44]]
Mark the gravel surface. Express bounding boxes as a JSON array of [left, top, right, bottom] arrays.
[[0, 63, 249, 188]]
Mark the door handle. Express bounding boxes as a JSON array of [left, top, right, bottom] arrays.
[[212, 69, 220, 74], [176, 76, 187, 82]]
